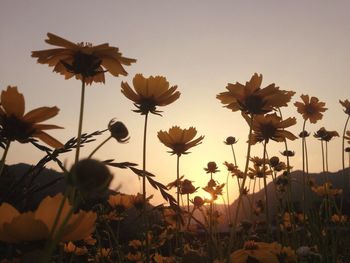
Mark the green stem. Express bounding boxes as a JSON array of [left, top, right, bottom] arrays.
[[0, 140, 11, 176], [88, 136, 112, 158], [75, 78, 86, 163]]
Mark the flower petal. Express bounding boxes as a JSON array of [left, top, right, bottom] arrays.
[[1, 86, 25, 118], [24, 106, 59, 123]]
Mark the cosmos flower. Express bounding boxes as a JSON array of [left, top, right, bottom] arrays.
[[204, 161, 219, 173], [248, 164, 272, 179], [157, 126, 204, 156], [180, 179, 198, 195], [230, 241, 279, 263], [121, 74, 180, 115], [313, 127, 339, 142], [108, 193, 134, 213], [246, 113, 297, 144], [224, 136, 238, 145], [32, 33, 136, 84], [294, 95, 327, 124], [0, 193, 96, 243], [108, 119, 130, 143], [0, 86, 63, 148], [311, 182, 342, 197], [339, 99, 350, 115], [217, 73, 295, 115]]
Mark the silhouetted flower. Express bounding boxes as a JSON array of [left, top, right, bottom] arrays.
[[0, 194, 96, 243], [121, 74, 180, 115], [108, 193, 134, 213], [246, 113, 297, 144], [192, 196, 205, 207], [299, 130, 310, 138], [204, 161, 219, 173], [217, 73, 295, 115], [157, 126, 204, 156], [339, 99, 350, 115], [250, 156, 265, 166], [248, 164, 272, 178], [224, 161, 244, 178], [294, 95, 327, 124], [0, 86, 63, 148], [281, 150, 295, 157], [224, 136, 238, 145], [32, 33, 136, 84], [314, 127, 339, 142], [230, 241, 279, 263], [108, 119, 129, 143], [344, 130, 350, 144], [180, 179, 197, 195], [269, 156, 280, 167]]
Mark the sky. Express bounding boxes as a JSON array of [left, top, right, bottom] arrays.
[[1, 0, 350, 205]]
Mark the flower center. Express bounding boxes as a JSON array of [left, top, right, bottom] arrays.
[[242, 95, 267, 114], [61, 52, 102, 77], [1, 115, 35, 142]]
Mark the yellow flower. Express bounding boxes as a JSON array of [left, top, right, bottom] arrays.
[[294, 94, 327, 124], [157, 126, 204, 156], [0, 86, 63, 148], [230, 241, 279, 263], [340, 99, 350, 115], [32, 33, 136, 84], [217, 73, 295, 115], [248, 164, 272, 179], [314, 127, 339, 142], [246, 113, 297, 144], [0, 193, 96, 243], [331, 214, 347, 223], [121, 73, 180, 115], [311, 182, 343, 197], [108, 193, 134, 213], [64, 241, 88, 255]]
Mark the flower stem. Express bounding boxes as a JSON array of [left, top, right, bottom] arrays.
[[0, 140, 11, 177], [340, 115, 349, 212], [176, 154, 181, 248], [262, 141, 269, 225], [301, 119, 307, 216], [75, 78, 86, 163], [88, 135, 112, 158], [142, 113, 149, 200]]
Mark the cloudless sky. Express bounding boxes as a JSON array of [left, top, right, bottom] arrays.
[[1, 0, 349, 204]]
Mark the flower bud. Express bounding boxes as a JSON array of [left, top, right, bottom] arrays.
[[108, 119, 130, 143]]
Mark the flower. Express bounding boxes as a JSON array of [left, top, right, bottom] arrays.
[[281, 150, 295, 157], [157, 126, 204, 156], [108, 119, 130, 143], [180, 179, 197, 195], [0, 86, 63, 148], [121, 74, 180, 115], [312, 182, 343, 197], [246, 113, 297, 144], [108, 193, 134, 213], [166, 175, 184, 189], [192, 196, 205, 207], [32, 33, 136, 84], [314, 127, 339, 142], [230, 241, 279, 263], [345, 130, 350, 144], [204, 161, 219, 173], [299, 130, 310, 138], [339, 99, 350, 115], [64, 241, 88, 255], [224, 136, 238, 145], [224, 162, 244, 178], [0, 193, 96, 243], [294, 94, 327, 123], [217, 73, 295, 115], [248, 164, 272, 179]]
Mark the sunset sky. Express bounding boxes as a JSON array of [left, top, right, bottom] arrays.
[[1, 0, 349, 204]]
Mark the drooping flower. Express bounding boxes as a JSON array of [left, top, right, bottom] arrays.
[[0, 193, 96, 243], [32, 33, 136, 84], [121, 74, 180, 115], [339, 99, 350, 115], [294, 95, 327, 124], [157, 126, 204, 156], [217, 73, 295, 115], [313, 127, 339, 142], [0, 86, 63, 148], [108, 119, 130, 143], [246, 113, 297, 144]]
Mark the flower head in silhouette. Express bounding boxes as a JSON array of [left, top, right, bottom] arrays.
[[294, 95, 327, 124], [345, 130, 350, 144], [157, 126, 204, 156], [204, 161, 219, 173], [0, 86, 63, 148], [0, 194, 96, 243], [32, 33, 136, 84], [217, 73, 295, 115], [245, 113, 297, 144], [224, 136, 238, 145], [313, 127, 339, 142], [121, 74, 180, 115], [230, 241, 279, 263], [339, 99, 350, 115]]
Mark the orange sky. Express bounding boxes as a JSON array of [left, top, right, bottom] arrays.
[[1, 0, 350, 204]]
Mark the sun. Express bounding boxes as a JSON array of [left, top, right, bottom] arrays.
[[203, 191, 213, 201]]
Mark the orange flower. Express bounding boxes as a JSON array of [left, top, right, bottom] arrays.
[[217, 73, 295, 115], [294, 94, 327, 123], [121, 74, 180, 115], [157, 126, 204, 156], [0, 86, 63, 148], [0, 194, 96, 243], [32, 33, 136, 84], [246, 113, 297, 144], [340, 99, 350, 115], [108, 193, 134, 213], [311, 182, 342, 197], [230, 241, 279, 263], [313, 127, 339, 142], [64, 241, 88, 255]]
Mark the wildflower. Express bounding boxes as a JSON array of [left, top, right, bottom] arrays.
[[166, 175, 184, 189], [121, 74, 180, 115], [217, 73, 295, 115], [180, 179, 197, 195], [269, 156, 280, 167], [32, 33, 136, 84], [203, 181, 225, 201], [95, 248, 111, 262], [83, 235, 96, 246], [133, 193, 152, 210], [314, 127, 339, 142], [0, 86, 63, 148], [0, 193, 96, 243], [108, 193, 134, 213], [157, 126, 204, 156], [204, 161, 219, 173], [224, 136, 238, 145], [299, 130, 310, 138], [248, 164, 272, 178], [64, 242, 88, 255], [246, 113, 297, 144], [192, 196, 205, 207], [345, 130, 350, 143], [339, 99, 350, 115], [108, 119, 129, 143], [294, 94, 327, 123], [311, 182, 343, 197], [224, 162, 244, 178], [70, 159, 112, 199], [281, 150, 295, 157], [230, 241, 279, 263], [331, 214, 347, 223], [250, 156, 265, 166]]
